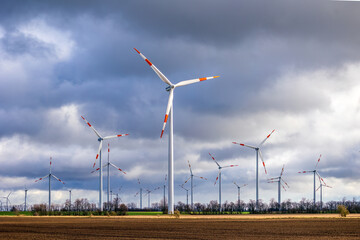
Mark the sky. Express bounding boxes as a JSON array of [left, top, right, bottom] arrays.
[[0, 0, 360, 208]]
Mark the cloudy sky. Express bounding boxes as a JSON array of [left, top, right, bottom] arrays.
[[0, 0, 360, 208]]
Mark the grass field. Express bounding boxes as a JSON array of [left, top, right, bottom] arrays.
[[0, 215, 358, 239]]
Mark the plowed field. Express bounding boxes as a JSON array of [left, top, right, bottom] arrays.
[[0, 216, 359, 239]]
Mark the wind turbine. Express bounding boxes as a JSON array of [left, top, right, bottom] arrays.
[[233, 182, 247, 211], [183, 160, 207, 210], [144, 187, 161, 209], [35, 157, 65, 211], [68, 190, 72, 211], [24, 187, 28, 211], [267, 164, 289, 210], [2, 192, 11, 211], [179, 184, 189, 208], [134, 179, 143, 209], [209, 153, 239, 212], [91, 143, 127, 210], [81, 116, 128, 211], [298, 154, 326, 208], [232, 129, 275, 210], [163, 174, 167, 211], [316, 181, 332, 210], [134, 48, 219, 214]]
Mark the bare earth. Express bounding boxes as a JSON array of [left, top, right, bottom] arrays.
[[0, 214, 359, 239]]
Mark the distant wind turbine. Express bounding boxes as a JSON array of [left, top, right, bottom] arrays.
[[35, 157, 65, 211], [298, 154, 327, 208], [268, 164, 289, 210], [134, 48, 219, 214], [134, 179, 143, 209], [209, 153, 239, 212], [81, 116, 128, 211], [233, 129, 275, 210], [91, 143, 127, 210], [316, 180, 332, 210], [233, 182, 247, 211], [183, 160, 207, 210]]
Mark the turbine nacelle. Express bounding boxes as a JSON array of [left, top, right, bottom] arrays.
[[166, 85, 175, 92]]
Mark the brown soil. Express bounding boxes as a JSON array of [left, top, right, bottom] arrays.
[[0, 216, 359, 239]]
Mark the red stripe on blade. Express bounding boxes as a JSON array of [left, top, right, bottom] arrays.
[[134, 48, 140, 54], [199, 77, 207, 81], [145, 59, 152, 66]]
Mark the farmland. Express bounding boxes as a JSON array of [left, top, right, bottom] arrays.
[[0, 215, 359, 239]]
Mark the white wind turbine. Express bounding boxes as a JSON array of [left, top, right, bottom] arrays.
[[134, 178, 143, 209], [2, 192, 11, 211], [91, 143, 127, 210], [233, 182, 247, 211], [183, 160, 207, 210], [232, 129, 275, 210], [298, 154, 326, 208], [209, 153, 239, 212], [134, 48, 219, 214], [144, 186, 161, 209], [267, 164, 289, 210], [316, 180, 332, 210], [35, 157, 65, 211], [81, 116, 128, 211]]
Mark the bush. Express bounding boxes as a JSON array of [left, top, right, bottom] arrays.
[[173, 210, 180, 218], [337, 205, 349, 217]]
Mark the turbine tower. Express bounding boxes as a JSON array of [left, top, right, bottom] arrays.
[[233, 182, 247, 211], [144, 187, 161, 209], [35, 157, 65, 211], [134, 179, 143, 209], [183, 160, 207, 211], [163, 174, 167, 212], [209, 153, 238, 212], [298, 154, 326, 208], [91, 143, 127, 210], [24, 187, 28, 211], [134, 48, 219, 214], [179, 184, 189, 208], [267, 164, 289, 210], [316, 181, 332, 210], [81, 116, 128, 211], [232, 129, 275, 210]]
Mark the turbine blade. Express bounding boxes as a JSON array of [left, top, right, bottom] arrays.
[[193, 175, 207, 180], [214, 170, 221, 185], [134, 192, 139, 197], [110, 162, 126, 174], [90, 167, 100, 174], [160, 88, 174, 138], [258, 129, 275, 147], [233, 181, 240, 188], [81, 116, 102, 139], [316, 185, 321, 192], [280, 164, 285, 177], [268, 177, 279, 180], [281, 178, 290, 188], [221, 164, 239, 168], [241, 184, 248, 188], [316, 172, 326, 185], [103, 134, 129, 140], [324, 184, 332, 188], [315, 154, 322, 170], [281, 183, 287, 191], [134, 48, 173, 86], [137, 178, 141, 185], [232, 142, 257, 149], [174, 76, 219, 87], [298, 171, 311, 173], [209, 153, 220, 167], [35, 174, 49, 182], [94, 140, 103, 168], [184, 177, 191, 184], [258, 149, 267, 174], [52, 175, 65, 185], [187, 160, 193, 175]]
